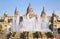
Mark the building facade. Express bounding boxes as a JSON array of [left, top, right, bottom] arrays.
[[0, 3, 60, 39]]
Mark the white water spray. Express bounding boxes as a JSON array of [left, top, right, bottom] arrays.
[[11, 15, 51, 32]]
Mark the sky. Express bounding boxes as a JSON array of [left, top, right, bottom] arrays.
[[0, 0, 60, 17]]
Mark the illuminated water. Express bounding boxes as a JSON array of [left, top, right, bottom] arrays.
[[11, 15, 51, 32]]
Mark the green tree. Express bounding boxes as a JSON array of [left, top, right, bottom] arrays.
[[46, 32, 54, 38]]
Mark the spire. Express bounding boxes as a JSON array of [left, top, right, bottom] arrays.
[[14, 7, 19, 16], [29, 3, 31, 7], [27, 3, 33, 13], [41, 7, 46, 16]]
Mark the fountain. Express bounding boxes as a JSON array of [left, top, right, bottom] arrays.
[[40, 16, 51, 32], [11, 15, 51, 33], [11, 15, 20, 32]]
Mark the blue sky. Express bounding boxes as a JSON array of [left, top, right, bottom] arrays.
[[0, 0, 60, 17]]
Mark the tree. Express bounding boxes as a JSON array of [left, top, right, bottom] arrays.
[[46, 32, 54, 38]]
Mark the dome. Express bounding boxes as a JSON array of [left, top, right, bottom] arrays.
[[4, 11, 8, 17]]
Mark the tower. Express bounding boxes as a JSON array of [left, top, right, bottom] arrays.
[[26, 3, 36, 19], [14, 7, 19, 20], [41, 7, 46, 20], [52, 10, 58, 33], [52, 10, 58, 22], [41, 7, 46, 17], [14, 7, 19, 17], [4, 11, 8, 23], [27, 3, 33, 13]]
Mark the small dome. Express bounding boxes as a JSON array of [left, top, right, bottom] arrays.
[[4, 11, 8, 17]]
